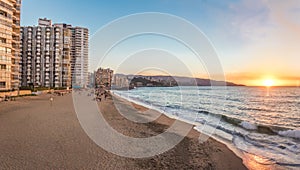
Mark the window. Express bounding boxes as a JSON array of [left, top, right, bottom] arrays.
[[0, 64, 6, 70], [12, 75, 18, 80], [0, 82, 6, 88], [0, 9, 8, 17], [0, 56, 6, 62], [6, 48, 11, 54], [0, 37, 6, 43], [0, 46, 5, 52], [0, 47, 11, 54]]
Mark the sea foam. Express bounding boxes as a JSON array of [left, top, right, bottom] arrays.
[[240, 121, 257, 130], [278, 130, 300, 140]]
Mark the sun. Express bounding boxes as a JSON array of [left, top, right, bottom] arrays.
[[263, 79, 275, 87]]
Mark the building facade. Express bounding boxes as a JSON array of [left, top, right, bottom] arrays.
[[95, 68, 113, 89], [87, 72, 95, 88], [0, 0, 21, 90], [20, 19, 72, 88], [70, 27, 89, 88], [20, 18, 89, 89], [53, 23, 72, 88], [112, 74, 130, 88]]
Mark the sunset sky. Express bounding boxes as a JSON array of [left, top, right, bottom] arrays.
[[22, 0, 300, 86]]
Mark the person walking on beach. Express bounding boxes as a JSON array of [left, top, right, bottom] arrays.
[[104, 93, 108, 100], [50, 96, 53, 106]]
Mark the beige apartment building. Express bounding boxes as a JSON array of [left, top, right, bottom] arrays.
[[95, 68, 113, 89], [0, 0, 21, 90]]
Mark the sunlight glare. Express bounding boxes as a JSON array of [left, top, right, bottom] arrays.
[[263, 79, 275, 87]]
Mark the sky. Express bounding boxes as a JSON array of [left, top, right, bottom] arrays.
[[21, 0, 300, 86]]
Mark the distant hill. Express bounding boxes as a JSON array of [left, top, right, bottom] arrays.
[[113, 74, 245, 87]]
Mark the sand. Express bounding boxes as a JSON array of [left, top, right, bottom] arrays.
[[0, 93, 247, 169]]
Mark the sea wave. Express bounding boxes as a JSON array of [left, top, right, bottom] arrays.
[[195, 111, 299, 139], [112, 87, 300, 169], [278, 130, 300, 140], [240, 121, 257, 130]]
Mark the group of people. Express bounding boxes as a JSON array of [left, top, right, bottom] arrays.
[[95, 88, 109, 102]]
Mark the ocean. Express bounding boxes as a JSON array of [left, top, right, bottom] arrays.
[[113, 86, 300, 169]]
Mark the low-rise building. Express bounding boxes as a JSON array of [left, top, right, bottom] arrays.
[[95, 68, 113, 89]]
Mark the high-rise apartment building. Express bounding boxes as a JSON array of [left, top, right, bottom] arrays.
[[54, 23, 72, 88], [87, 72, 95, 88], [20, 19, 72, 88], [71, 27, 88, 88], [0, 0, 21, 90], [20, 18, 88, 88]]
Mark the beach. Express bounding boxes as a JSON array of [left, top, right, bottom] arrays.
[[0, 93, 246, 169]]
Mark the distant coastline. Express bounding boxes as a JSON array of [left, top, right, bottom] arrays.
[[113, 74, 245, 89]]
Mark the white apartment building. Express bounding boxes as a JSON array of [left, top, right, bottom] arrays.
[[20, 19, 71, 88], [71, 27, 89, 88], [20, 18, 89, 88]]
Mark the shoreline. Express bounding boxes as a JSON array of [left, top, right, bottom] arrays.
[[112, 92, 242, 149], [111, 92, 280, 170], [100, 92, 247, 169], [111, 88, 300, 170]]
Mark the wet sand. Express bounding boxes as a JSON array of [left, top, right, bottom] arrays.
[[0, 93, 247, 169]]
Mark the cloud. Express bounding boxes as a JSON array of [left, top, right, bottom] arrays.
[[266, 0, 300, 35], [222, 0, 300, 75], [226, 0, 270, 40], [226, 0, 300, 43]]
